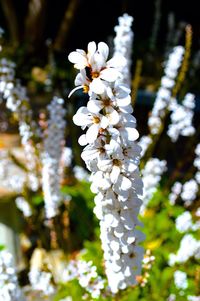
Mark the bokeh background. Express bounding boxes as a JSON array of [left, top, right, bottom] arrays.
[[0, 1, 200, 300]]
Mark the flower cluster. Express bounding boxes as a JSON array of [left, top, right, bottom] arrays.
[[0, 58, 15, 102], [63, 260, 105, 299], [28, 248, 55, 297], [181, 179, 198, 206], [69, 41, 144, 293], [141, 158, 167, 212], [0, 53, 40, 192], [148, 46, 184, 134], [194, 143, 200, 183], [169, 144, 200, 206], [0, 250, 25, 301], [174, 270, 188, 290], [19, 120, 40, 192], [167, 93, 195, 142], [113, 13, 134, 86], [169, 181, 182, 205], [0, 149, 26, 193], [175, 211, 200, 233], [41, 96, 66, 219], [138, 135, 153, 157], [169, 234, 200, 265]]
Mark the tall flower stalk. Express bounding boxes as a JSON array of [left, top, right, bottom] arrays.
[[148, 45, 184, 135], [68, 41, 144, 293], [41, 96, 66, 219], [113, 13, 134, 87]]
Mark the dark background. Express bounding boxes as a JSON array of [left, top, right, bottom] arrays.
[[0, 0, 200, 52]]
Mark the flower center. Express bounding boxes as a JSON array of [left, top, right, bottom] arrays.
[[129, 252, 135, 258], [99, 147, 105, 154], [113, 159, 121, 166], [93, 116, 100, 124], [103, 98, 111, 106], [92, 71, 100, 79], [83, 85, 89, 93]]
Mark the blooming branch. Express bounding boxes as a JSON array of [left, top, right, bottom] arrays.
[[69, 41, 144, 293]]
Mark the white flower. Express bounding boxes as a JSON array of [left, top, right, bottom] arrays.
[[174, 270, 188, 290], [138, 136, 153, 157], [29, 268, 55, 296], [73, 106, 111, 144], [181, 179, 198, 206], [176, 212, 191, 233], [169, 181, 182, 205], [0, 250, 25, 301], [15, 196, 32, 217], [68, 41, 122, 95]]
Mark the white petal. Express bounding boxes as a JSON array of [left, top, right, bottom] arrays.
[[87, 41, 96, 57], [117, 95, 131, 107], [98, 42, 109, 60], [119, 104, 133, 113], [75, 69, 87, 86], [124, 161, 138, 173], [87, 99, 103, 113], [78, 134, 88, 146], [72, 106, 90, 126], [110, 165, 121, 183], [92, 52, 105, 72], [119, 174, 132, 190], [100, 68, 119, 82], [90, 78, 105, 94], [68, 52, 87, 69], [107, 54, 126, 68], [98, 159, 112, 172], [122, 127, 139, 142], [107, 109, 120, 125], [100, 116, 109, 129], [76, 49, 86, 55], [86, 124, 99, 143]]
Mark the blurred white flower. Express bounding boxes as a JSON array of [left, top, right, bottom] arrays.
[[0, 250, 25, 301], [15, 196, 32, 217], [167, 93, 195, 142], [73, 165, 90, 182], [175, 211, 200, 233], [188, 296, 200, 301], [169, 181, 182, 205], [138, 135, 153, 157], [169, 234, 200, 265], [181, 179, 198, 206], [148, 46, 184, 134], [41, 97, 66, 219], [174, 270, 188, 290], [141, 158, 167, 212]]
